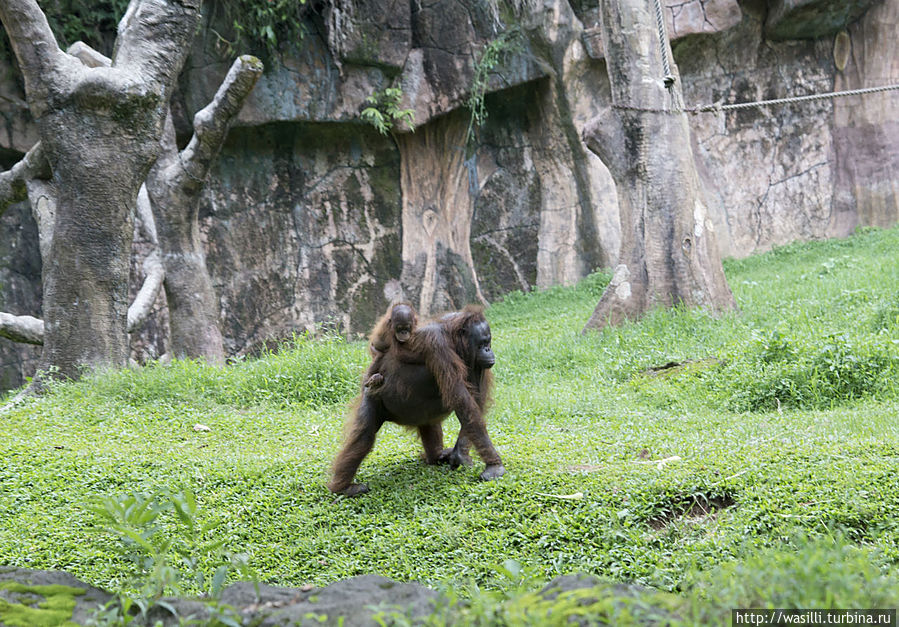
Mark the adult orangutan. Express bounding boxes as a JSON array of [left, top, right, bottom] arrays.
[[329, 306, 504, 496]]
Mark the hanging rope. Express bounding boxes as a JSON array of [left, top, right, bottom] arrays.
[[651, 0, 676, 88], [639, 0, 898, 114], [611, 83, 899, 114], [690, 83, 899, 113]]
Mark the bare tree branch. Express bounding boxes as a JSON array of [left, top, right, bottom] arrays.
[[179, 55, 264, 185], [25, 178, 57, 260], [0, 312, 43, 344], [135, 182, 159, 245], [144, 55, 262, 363], [128, 250, 164, 332], [0, 37, 172, 351], [0, 141, 49, 217], [113, 0, 200, 99], [67, 41, 111, 68], [127, 186, 165, 332]]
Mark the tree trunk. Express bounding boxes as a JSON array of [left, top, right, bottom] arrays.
[[0, 0, 201, 381], [396, 110, 487, 317], [146, 56, 262, 364], [830, 0, 899, 235], [150, 115, 227, 364], [581, 0, 735, 331]]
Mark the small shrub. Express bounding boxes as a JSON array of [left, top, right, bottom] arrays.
[[689, 535, 899, 616], [757, 330, 798, 364], [215, 0, 312, 60], [871, 299, 899, 332], [44, 334, 365, 412], [361, 87, 415, 135], [91, 488, 255, 623], [708, 333, 899, 412]]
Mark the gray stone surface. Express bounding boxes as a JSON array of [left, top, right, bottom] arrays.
[[766, 0, 882, 40], [0, 568, 442, 627], [676, 2, 840, 258], [0, 567, 689, 626], [0, 202, 41, 390], [218, 575, 441, 626], [581, 0, 743, 60]]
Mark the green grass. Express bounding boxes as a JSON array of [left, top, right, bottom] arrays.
[[3, 226, 899, 623]]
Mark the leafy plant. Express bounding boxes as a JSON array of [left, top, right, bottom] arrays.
[[465, 27, 523, 149], [713, 332, 898, 412], [871, 298, 899, 332], [214, 0, 310, 60], [91, 488, 255, 624], [361, 87, 415, 136], [688, 535, 899, 616], [757, 329, 798, 363]]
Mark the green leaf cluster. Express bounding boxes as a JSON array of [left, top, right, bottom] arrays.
[[465, 27, 523, 149], [216, 0, 310, 60], [0, 0, 129, 60], [361, 87, 415, 136], [90, 488, 252, 624]]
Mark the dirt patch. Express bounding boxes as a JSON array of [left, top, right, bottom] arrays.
[[566, 464, 604, 473], [648, 493, 736, 530], [639, 358, 723, 378]]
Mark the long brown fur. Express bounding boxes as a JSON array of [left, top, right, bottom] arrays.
[[328, 305, 503, 495], [362, 302, 418, 390]]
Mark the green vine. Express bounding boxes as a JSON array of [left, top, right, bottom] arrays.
[[465, 27, 523, 148], [0, 1, 312, 65], [361, 86, 415, 136], [0, 0, 129, 61], [214, 0, 312, 61]]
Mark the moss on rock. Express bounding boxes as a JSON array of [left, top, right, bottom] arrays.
[[0, 582, 85, 627]]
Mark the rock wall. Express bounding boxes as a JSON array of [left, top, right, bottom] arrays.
[[0, 0, 896, 390], [0, 202, 41, 389], [677, 3, 840, 257], [199, 121, 403, 354]]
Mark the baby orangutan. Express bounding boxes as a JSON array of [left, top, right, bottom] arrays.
[[363, 302, 418, 394]]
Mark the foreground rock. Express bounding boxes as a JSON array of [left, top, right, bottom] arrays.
[[0, 567, 685, 626], [0, 567, 113, 626], [0, 569, 440, 626]]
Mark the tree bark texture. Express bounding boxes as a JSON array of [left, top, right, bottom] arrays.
[[396, 109, 487, 317], [581, 0, 735, 331], [146, 55, 262, 364], [830, 0, 899, 235], [0, 0, 201, 380]]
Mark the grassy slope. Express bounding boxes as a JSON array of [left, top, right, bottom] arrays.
[[2, 227, 899, 616]]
